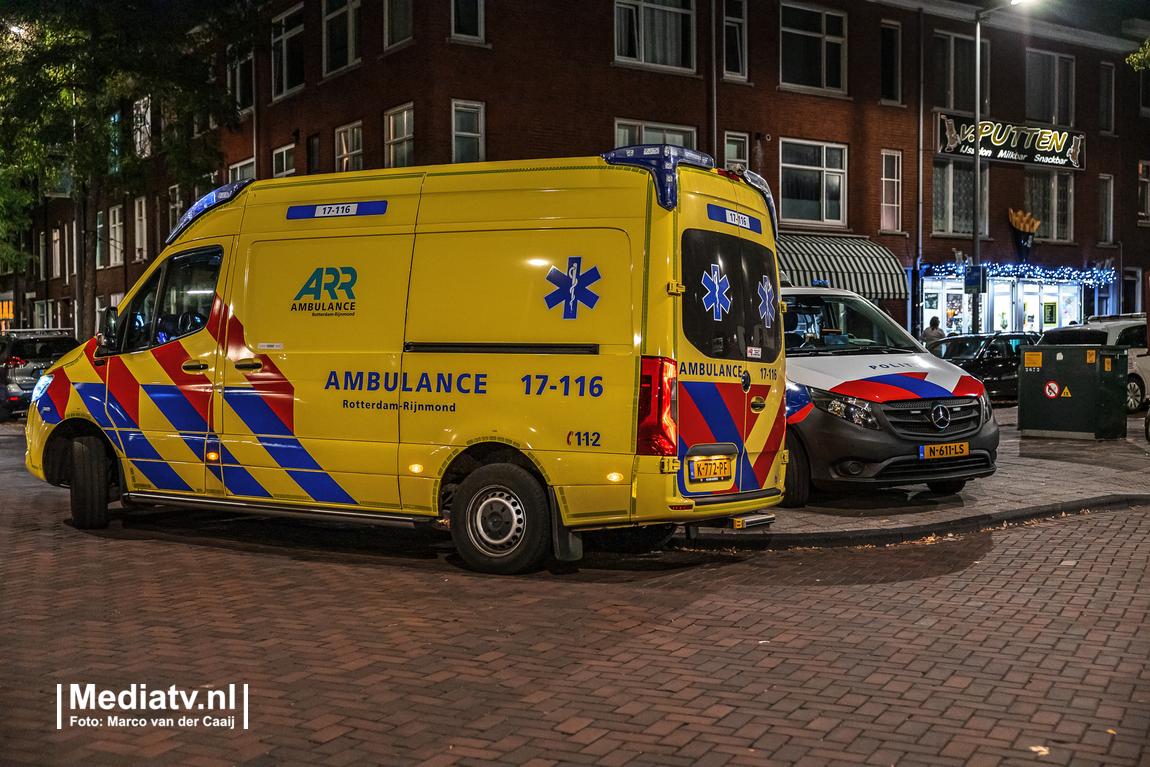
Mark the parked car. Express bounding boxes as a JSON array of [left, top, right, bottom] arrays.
[[0, 331, 80, 421], [1038, 314, 1149, 413], [926, 332, 1039, 400], [781, 286, 999, 507]]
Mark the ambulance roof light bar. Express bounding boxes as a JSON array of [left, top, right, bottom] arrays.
[[739, 168, 780, 240], [601, 145, 715, 211], [165, 177, 254, 246]]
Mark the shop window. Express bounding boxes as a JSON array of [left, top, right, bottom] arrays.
[[1024, 168, 1072, 242], [452, 0, 484, 43], [780, 139, 846, 225], [385, 0, 413, 48], [880, 22, 900, 103], [335, 122, 363, 171], [781, 4, 845, 93], [933, 33, 988, 114], [451, 102, 484, 163], [724, 131, 748, 171], [323, 0, 361, 75], [272, 5, 305, 99], [724, 1, 747, 80], [615, 0, 694, 71], [385, 103, 414, 168], [1026, 49, 1074, 127], [1100, 62, 1115, 134], [932, 159, 987, 236], [881, 150, 901, 232], [615, 119, 696, 149]]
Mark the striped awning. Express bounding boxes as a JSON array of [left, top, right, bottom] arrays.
[[776, 234, 909, 301]]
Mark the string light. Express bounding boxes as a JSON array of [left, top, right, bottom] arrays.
[[922, 263, 1116, 287]]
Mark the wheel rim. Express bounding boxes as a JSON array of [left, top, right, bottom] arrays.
[[465, 485, 526, 558], [1128, 381, 1142, 412]]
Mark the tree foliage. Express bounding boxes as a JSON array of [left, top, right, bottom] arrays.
[[1129, 38, 1150, 71]]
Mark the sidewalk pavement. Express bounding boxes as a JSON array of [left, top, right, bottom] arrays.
[[701, 405, 1150, 549]]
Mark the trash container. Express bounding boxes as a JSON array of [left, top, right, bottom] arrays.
[[1018, 345, 1126, 439]]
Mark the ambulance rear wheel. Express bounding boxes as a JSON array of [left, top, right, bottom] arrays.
[[779, 432, 809, 508], [451, 464, 551, 575], [70, 435, 110, 529]]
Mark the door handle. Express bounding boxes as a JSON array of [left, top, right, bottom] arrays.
[[181, 360, 209, 373], [234, 359, 263, 372], [750, 396, 766, 412]]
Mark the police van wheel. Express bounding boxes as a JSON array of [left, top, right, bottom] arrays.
[[451, 464, 551, 575], [70, 435, 110, 530], [779, 432, 809, 508]]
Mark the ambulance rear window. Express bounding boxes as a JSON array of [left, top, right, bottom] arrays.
[[681, 229, 781, 363]]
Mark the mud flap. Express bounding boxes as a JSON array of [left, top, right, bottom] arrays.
[[549, 487, 583, 562]]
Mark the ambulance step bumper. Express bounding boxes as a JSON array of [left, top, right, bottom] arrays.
[[725, 512, 776, 530]]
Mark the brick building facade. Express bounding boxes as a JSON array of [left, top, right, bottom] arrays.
[[4, 0, 1149, 338]]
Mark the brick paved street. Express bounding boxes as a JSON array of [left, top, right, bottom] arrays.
[[1, 419, 1149, 766]]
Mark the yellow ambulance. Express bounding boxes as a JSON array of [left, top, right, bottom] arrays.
[[25, 145, 787, 574]]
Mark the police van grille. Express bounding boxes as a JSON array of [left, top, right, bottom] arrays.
[[880, 397, 981, 439], [875, 453, 993, 480]]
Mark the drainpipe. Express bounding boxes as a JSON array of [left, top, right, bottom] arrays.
[[711, 0, 718, 160], [252, 53, 259, 178], [914, 8, 925, 336]]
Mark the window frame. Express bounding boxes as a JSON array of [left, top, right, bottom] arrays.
[[724, 0, 747, 81], [724, 131, 749, 171], [1099, 174, 1114, 245], [228, 49, 254, 112], [1100, 62, 1115, 134], [779, 2, 847, 95], [133, 97, 151, 158], [615, 118, 697, 149], [384, 0, 414, 49], [880, 20, 901, 104], [1141, 72, 1150, 117], [51, 228, 61, 279], [451, 0, 485, 43], [335, 121, 364, 172], [451, 100, 485, 164], [614, 0, 696, 74], [778, 137, 848, 227], [934, 32, 989, 115], [134, 196, 148, 262], [273, 143, 296, 178], [96, 211, 106, 269], [323, 0, 361, 76], [271, 4, 306, 101], [109, 205, 125, 267], [1025, 47, 1075, 127], [384, 102, 414, 169], [1024, 167, 1074, 243], [1139, 161, 1150, 225], [880, 149, 902, 233], [229, 158, 256, 183], [168, 185, 183, 234], [931, 158, 988, 237]]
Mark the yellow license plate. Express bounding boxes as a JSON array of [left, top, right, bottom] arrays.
[[919, 442, 969, 459], [688, 457, 732, 483]]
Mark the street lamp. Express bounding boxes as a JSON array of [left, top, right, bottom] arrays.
[[972, 0, 1032, 333]]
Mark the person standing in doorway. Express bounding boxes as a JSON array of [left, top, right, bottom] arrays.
[[921, 316, 945, 345]]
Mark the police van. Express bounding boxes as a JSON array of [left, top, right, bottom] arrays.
[[25, 145, 788, 574]]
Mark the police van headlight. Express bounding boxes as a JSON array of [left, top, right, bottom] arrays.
[[980, 390, 994, 424], [809, 387, 880, 430], [30, 374, 53, 404]]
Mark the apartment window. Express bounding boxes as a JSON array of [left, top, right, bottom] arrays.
[[615, 0, 694, 71], [1026, 49, 1074, 126], [51, 228, 61, 278], [193, 173, 219, 202], [272, 5, 306, 99], [109, 205, 124, 266], [110, 292, 125, 310], [385, 103, 414, 168], [228, 50, 254, 111], [1100, 62, 1115, 133], [38, 232, 46, 280], [134, 196, 148, 261], [335, 122, 363, 171], [108, 113, 121, 174], [133, 98, 151, 157], [307, 134, 320, 174], [34, 301, 47, 329], [780, 139, 846, 225], [94, 295, 106, 330], [452, 0, 484, 42], [71, 221, 78, 276], [229, 158, 256, 182], [934, 33, 989, 114], [724, 1, 747, 80], [724, 131, 749, 171], [1139, 162, 1150, 224], [96, 211, 105, 269], [324, 0, 361, 74], [168, 185, 183, 233], [932, 159, 987, 236], [1024, 168, 1072, 242], [615, 119, 696, 149], [1142, 72, 1150, 116], [385, 0, 413, 48], [780, 4, 846, 93], [273, 144, 296, 177], [880, 22, 900, 103], [881, 150, 902, 232], [1099, 174, 1114, 245], [452, 101, 484, 163]]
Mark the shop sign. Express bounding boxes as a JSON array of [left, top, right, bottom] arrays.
[[937, 114, 1085, 170]]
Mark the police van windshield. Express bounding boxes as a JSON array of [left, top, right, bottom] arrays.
[[783, 293, 917, 355]]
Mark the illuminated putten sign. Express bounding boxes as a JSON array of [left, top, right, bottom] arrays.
[[937, 115, 1085, 170]]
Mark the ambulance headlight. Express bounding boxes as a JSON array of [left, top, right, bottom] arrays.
[[809, 387, 880, 430], [30, 374, 53, 404]]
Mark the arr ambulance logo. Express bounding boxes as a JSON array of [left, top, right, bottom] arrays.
[[292, 267, 358, 316], [702, 264, 731, 321], [545, 256, 601, 320]]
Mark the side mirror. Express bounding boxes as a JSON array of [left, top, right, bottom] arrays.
[[96, 306, 119, 354]]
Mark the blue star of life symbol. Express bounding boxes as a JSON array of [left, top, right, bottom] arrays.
[[702, 264, 731, 321], [757, 276, 776, 328], [545, 256, 601, 320]]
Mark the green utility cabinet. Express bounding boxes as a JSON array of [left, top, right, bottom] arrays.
[[1018, 345, 1127, 439]]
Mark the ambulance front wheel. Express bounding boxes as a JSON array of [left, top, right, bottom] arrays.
[[70, 435, 110, 529], [451, 464, 552, 575]]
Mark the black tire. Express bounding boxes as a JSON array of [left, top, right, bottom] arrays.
[[584, 523, 676, 554], [1127, 376, 1145, 414], [70, 435, 110, 529], [450, 463, 551, 575], [0, 401, 10, 423], [779, 431, 810, 508], [1144, 410, 1150, 443], [927, 479, 967, 495]]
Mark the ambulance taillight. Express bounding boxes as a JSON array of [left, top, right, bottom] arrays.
[[636, 356, 678, 456]]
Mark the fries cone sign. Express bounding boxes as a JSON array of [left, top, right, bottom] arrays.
[[1008, 208, 1038, 262]]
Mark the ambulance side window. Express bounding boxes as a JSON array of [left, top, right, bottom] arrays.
[[155, 249, 223, 345], [121, 269, 164, 353], [682, 229, 746, 361]]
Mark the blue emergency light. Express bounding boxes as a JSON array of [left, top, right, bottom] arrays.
[[166, 177, 254, 246]]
